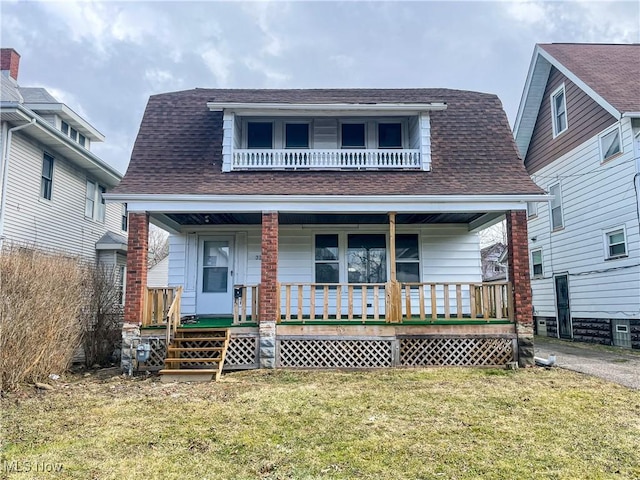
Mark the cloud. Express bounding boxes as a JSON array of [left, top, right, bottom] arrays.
[[243, 57, 290, 85], [200, 45, 234, 87], [38, 85, 91, 121], [144, 68, 183, 93]]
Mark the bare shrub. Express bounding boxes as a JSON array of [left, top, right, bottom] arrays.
[[0, 246, 85, 391], [81, 265, 123, 367]]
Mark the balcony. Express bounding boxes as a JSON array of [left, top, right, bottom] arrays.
[[232, 149, 422, 170]]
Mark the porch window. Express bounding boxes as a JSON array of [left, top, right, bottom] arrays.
[[347, 234, 386, 283], [341, 123, 366, 148], [395, 234, 420, 282], [41, 153, 54, 200], [247, 122, 273, 148], [315, 234, 339, 283], [285, 123, 309, 148], [378, 123, 402, 148]]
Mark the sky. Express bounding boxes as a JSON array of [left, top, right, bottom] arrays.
[[1, 0, 639, 175]]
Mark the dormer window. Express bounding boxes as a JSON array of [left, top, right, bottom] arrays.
[[378, 123, 402, 148], [341, 123, 365, 148], [551, 84, 568, 137], [247, 122, 273, 149], [61, 120, 87, 148]]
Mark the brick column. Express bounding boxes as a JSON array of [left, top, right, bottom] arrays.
[[259, 211, 278, 368], [506, 210, 534, 367], [124, 212, 149, 324]]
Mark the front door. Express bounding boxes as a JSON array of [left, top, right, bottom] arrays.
[[197, 236, 234, 315], [555, 274, 572, 339]]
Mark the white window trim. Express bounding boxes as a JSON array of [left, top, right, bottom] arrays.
[[550, 83, 568, 138], [85, 179, 106, 222], [602, 225, 628, 260], [549, 182, 564, 231], [530, 248, 543, 279], [599, 123, 623, 163]]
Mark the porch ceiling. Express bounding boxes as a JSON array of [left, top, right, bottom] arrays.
[[164, 212, 485, 226]]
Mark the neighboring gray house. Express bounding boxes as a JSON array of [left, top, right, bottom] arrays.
[[0, 49, 127, 278], [480, 242, 507, 282], [514, 43, 640, 349]]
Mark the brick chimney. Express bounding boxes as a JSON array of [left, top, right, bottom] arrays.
[[1, 48, 21, 81]]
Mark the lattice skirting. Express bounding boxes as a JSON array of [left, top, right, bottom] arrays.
[[278, 337, 393, 368], [138, 335, 258, 371], [399, 336, 515, 366]]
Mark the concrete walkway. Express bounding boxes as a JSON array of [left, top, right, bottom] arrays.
[[534, 336, 640, 390]]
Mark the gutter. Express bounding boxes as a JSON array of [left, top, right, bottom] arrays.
[[0, 118, 37, 248]]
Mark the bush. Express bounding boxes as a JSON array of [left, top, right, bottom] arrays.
[[0, 246, 85, 391]]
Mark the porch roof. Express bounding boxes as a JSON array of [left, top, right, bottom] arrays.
[[113, 88, 543, 197]]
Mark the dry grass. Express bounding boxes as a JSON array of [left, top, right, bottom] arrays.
[[0, 247, 86, 391], [2, 368, 639, 479]]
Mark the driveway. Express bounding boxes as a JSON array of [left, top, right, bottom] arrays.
[[534, 336, 640, 390]]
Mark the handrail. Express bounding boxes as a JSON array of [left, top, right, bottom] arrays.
[[232, 284, 259, 324], [165, 286, 183, 345], [143, 287, 177, 327]]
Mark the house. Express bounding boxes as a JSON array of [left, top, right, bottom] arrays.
[[480, 242, 507, 282], [0, 48, 127, 279], [514, 43, 640, 349], [147, 256, 169, 287], [107, 87, 547, 379]]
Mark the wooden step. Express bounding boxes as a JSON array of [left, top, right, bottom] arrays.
[[172, 336, 226, 342], [164, 357, 221, 363], [176, 328, 230, 333], [168, 347, 224, 352], [159, 369, 215, 383]]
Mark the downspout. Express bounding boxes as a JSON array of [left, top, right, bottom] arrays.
[[0, 118, 37, 249]]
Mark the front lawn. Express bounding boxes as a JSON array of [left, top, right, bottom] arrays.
[[2, 368, 639, 479]]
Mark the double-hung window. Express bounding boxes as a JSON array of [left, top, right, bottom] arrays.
[[121, 204, 128, 232], [604, 227, 627, 259], [549, 183, 563, 230], [41, 153, 54, 200], [315, 234, 339, 283], [551, 84, 568, 137], [85, 180, 106, 222], [531, 249, 543, 278], [247, 122, 273, 148], [395, 234, 420, 282]]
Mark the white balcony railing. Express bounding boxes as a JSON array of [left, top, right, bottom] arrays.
[[231, 149, 421, 170]]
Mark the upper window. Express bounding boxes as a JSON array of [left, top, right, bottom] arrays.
[[41, 153, 54, 200], [395, 234, 420, 282], [121, 204, 128, 232], [549, 183, 563, 230], [285, 123, 309, 149], [247, 122, 273, 149], [341, 123, 366, 149], [61, 120, 87, 148], [315, 234, 339, 283], [85, 180, 106, 222], [378, 123, 402, 148], [347, 234, 387, 283], [604, 227, 627, 259], [531, 249, 543, 278], [527, 202, 538, 219], [600, 126, 622, 162], [551, 84, 568, 137]]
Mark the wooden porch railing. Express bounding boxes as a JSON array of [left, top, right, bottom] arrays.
[[143, 287, 180, 327], [233, 284, 259, 324], [165, 287, 182, 345], [277, 282, 513, 323]]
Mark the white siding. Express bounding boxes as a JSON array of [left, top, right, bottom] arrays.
[[313, 118, 338, 149], [147, 256, 169, 287], [528, 117, 640, 319], [2, 132, 126, 260], [168, 224, 481, 316]]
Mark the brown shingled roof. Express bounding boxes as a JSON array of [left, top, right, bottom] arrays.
[[114, 88, 542, 196], [539, 43, 640, 114]]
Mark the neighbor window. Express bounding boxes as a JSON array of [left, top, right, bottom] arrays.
[[549, 183, 563, 230], [600, 127, 622, 161], [61, 120, 87, 148], [395, 234, 420, 282], [527, 202, 538, 218], [378, 123, 402, 148], [247, 122, 273, 148], [341, 123, 366, 148], [285, 123, 309, 148], [41, 153, 54, 200], [61, 121, 69, 135], [551, 84, 568, 137], [531, 249, 543, 278], [85, 180, 106, 222], [118, 265, 126, 305], [315, 234, 339, 283], [121, 204, 128, 232], [347, 234, 386, 283], [604, 227, 627, 259]]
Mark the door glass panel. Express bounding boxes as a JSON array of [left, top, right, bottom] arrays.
[[203, 241, 229, 293]]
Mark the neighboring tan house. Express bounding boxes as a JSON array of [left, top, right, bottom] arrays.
[[480, 242, 507, 282], [0, 48, 127, 280], [107, 87, 547, 379], [514, 43, 640, 349]]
